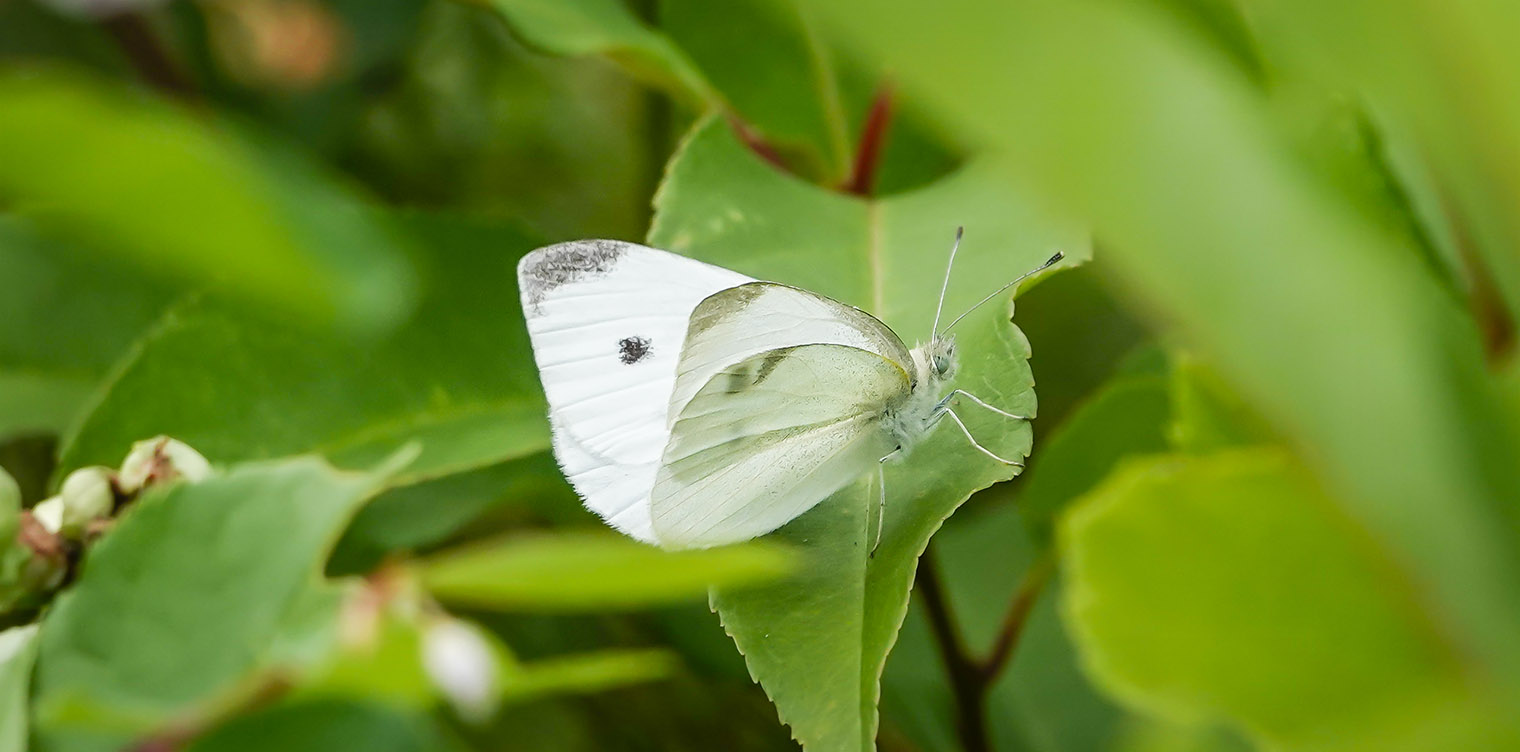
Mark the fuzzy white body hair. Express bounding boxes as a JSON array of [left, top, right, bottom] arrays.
[[882, 335, 957, 456]]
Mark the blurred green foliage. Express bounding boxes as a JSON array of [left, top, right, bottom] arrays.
[[3, 0, 1520, 750]]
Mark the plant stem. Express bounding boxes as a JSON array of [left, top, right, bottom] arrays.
[[981, 550, 1055, 680], [916, 541, 1056, 752], [916, 543, 990, 752], [101, 11, 197, 99]]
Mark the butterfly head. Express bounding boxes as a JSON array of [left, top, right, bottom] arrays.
[[926, 335, 956, 381]]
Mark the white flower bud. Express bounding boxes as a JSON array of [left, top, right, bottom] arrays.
[[32, 496, 64, 535], [118, 436, 213, 494], [421, 618, 500, 723], [57, 466, 115, 535]]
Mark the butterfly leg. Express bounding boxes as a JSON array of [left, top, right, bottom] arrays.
[[945, 389, 1028, 421], [944, 408, 1025, 467], [871, 448, 902, 558]]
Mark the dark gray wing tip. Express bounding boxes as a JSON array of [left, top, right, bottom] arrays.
[[518, 239, 631, 310]]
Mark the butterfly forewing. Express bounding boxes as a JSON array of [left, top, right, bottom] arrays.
[[651, 344, 910, 548], [518, 240, 753, 541]]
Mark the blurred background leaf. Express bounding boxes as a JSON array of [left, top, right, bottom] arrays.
[[420, 533, 796, 611], [6, 0, 1520, 748], [0, 625, 39, 752], [0, 69, 417, 335], [798, 0, 1520, 707], [55, 212, 548, 487], [1061, 449, 1519, 749]]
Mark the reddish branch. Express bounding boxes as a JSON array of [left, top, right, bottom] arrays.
[[101, 12, 197, 99], [729, 115, 790, 172], [916, 542, 1055, 752]]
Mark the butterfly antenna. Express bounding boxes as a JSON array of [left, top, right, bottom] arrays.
[[941, 250, 1065, 335], [930, 227, 964, 338]]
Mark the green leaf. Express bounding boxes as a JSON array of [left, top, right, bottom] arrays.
[[1167, 353, 1274, 454], [0, 70, 416, 334], [1059, 449, 1513, 746], [0, 216, 174, 436], [420, 532, 794, 611], [649, 117, 1087, 750], [662, 0, 851, 178], [503, 648, 679, 702], [1016, 373, 1172, 543], [0, 625, 39, 752], [330, 452, 578, 575], [797, 0, 1520, 698], [32, 456, 389, 743], [57, 212, 549, 487], [1238, 0, 1520, 327], [483, 0, 715, 106], [0, 466, 17, 546], [185, 700, 463, 752]]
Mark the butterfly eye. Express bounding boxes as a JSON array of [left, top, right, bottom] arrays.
[[932, 354, 951, 375]]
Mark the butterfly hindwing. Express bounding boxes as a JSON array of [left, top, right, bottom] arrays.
[[652, 343, 911, 548], [667, 282, 917, 422], [518, 240, 753, 541]]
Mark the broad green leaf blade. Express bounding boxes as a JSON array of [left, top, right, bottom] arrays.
[[185, 700, 463, 752], [483, 0, 715, 106], [56, 213, 549, 487], [0, 70, 415, 335], [330, 452, 578, 575], [662, 0, 851, 178], [0, 625, 39, 752], [0, 217, 174, 436], [1016, 374, 1172, 543], [503, 648, 678, 702], [420, 533, 794, 611], [33, 457, 388, 744], [1167, 353, 1275, 454], [1060, 449, 1518, 747], [798, 0, 1520, 699], [1240, 0, 1520, 326], [650, 117, 1087, 750]]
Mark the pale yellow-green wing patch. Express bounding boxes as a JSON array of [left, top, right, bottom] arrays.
[[667, 282, 915, 425], [652, 344, 909, 549]]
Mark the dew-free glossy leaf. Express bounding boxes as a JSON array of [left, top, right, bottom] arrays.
[[0, 70, 414, 334], [57, 213, 548, 487], [650, 117, 1086, 750], [32, 457, 388, 743]]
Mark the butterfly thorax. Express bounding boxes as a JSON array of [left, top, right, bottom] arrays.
[[882, 335, 956, 456]]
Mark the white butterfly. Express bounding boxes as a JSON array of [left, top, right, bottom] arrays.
[[517, 231, 1060, 550]]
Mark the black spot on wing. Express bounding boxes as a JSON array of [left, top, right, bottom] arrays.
[[519, 240, 627, 311], [618, 336, 652, 365]]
